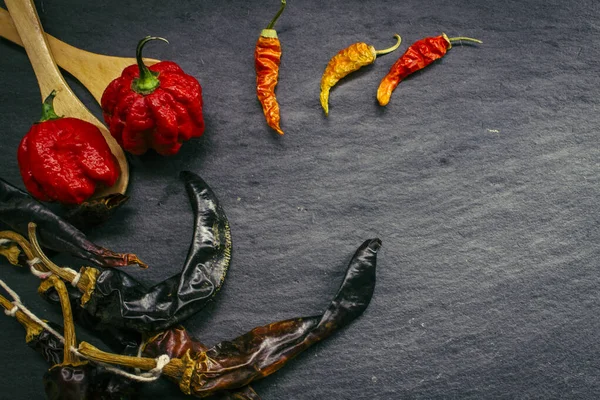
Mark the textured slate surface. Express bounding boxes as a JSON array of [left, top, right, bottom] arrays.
[[1, 0, 599, 398]]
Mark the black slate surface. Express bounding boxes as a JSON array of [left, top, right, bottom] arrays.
[[1, 0, 599, 398]]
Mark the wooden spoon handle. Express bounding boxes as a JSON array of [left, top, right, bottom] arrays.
[[0, 7, 21, 45], [4, 0, 67, 100], [0, 7, 159, 106]]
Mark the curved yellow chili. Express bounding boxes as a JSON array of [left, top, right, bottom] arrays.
[[320, 34, 401, 116]]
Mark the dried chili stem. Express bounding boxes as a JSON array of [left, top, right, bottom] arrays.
[[77, 341, 184, 378], [39, 276, 80, 365], [0, 230, 48, 274], [374, 34, 402, 55], [266, 0, 286, 29], [28, 222, 82, 286], [443, 34, 482, 49], [0, 293, 44, 341]]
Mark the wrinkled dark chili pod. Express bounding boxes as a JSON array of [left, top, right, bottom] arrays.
[[0, 177, 145, 268], [143, 326, 261, 399], [180, 238, 380, 396], [80, 171, 232, 332]]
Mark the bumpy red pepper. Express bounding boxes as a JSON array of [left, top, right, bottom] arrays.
[[17, 91, 119, 205], [101, 36, 204, 156], [377, 33, 482, 106]]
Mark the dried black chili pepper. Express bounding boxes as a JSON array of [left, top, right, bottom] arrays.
[[34, 171, 232, 333], [0, 177, 145, 268], [78, 238, 381, 397]]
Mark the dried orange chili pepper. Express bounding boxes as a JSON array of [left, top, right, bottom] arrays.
[[320, 34, 401, 116], [377, 33, 482, 106], [255, 0, 286, 135]]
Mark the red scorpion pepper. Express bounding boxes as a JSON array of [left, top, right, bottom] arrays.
[[101, 36, 205, 155], [255, 0, 286, 135], [17, 91, 119, 205], [377, 33, 482, 106]]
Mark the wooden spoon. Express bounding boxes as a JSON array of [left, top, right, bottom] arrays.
[[4, 0, 130, 196], [0, 7, 159, 105]]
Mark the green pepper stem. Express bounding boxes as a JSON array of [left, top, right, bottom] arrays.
[[374, 34, 402, 56], [442, 33, 482, 50], [266, 0, 286, 29], [447, 36, 483, 44], [39, 90, 61, 122], [132, 36, 169, 95]]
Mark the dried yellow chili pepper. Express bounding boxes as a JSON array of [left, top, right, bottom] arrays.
[[320, 34, 401, 116]]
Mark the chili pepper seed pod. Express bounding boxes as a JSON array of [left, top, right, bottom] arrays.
[[376, 33, 482, 106], [320, 34, 401, 116], [255, 0, 286, 135]]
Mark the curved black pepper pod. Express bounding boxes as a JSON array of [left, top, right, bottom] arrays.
[[82, 171, 232, 332], [172, 239, 381, 396], [0, 177, 145, 268]]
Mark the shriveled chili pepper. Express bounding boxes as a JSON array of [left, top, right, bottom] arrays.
[[63, 193, 129, 230], [101, 36, 205, 156], [78, 238, 381, 398], [17, 91, 120, 205], [0, 177, 146, 269], [29, 171, 232, 333], [255, 0, 286, 135], [377, 33, 482, 106], [320, 35, 401, 116], [143, 326, 261, 400]]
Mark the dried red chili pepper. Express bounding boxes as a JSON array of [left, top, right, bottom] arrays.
[[0, 177, 146, 268], [78, 238, 381, 398], [143, 326, 261, 399], [17, 91, 119, 205], [320, 35, 401, 116], [377, 33, 482, 106], [255, 0, 286, 135], [101, 36, 205, 155]]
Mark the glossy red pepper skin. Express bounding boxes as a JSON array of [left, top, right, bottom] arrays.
[[377, 34, 450, 106], [101, 60, 204, 156], [17, 96, 119, 205]]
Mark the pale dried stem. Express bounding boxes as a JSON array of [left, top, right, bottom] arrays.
[[39, 276, 78, 364], [0, 230, 48, 273], [0, 293, 44, 342], [78, 341, 184, 378]]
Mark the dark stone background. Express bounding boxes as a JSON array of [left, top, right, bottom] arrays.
[[1, 0, 599, 398]]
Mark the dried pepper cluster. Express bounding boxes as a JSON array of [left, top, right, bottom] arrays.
[[0, 172, 381, 399]]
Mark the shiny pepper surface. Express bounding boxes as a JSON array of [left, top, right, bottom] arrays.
[[101, 37, 204, 156], [377, 34, 482, 106], [18, 91, 119, 205], [320, 35, 400, 116]]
